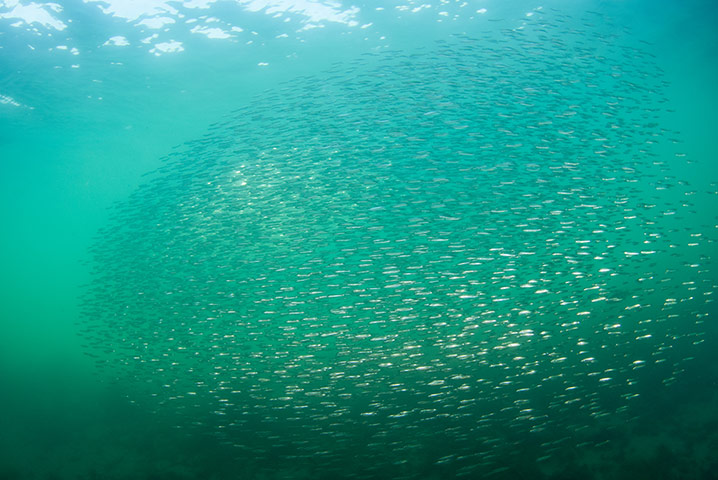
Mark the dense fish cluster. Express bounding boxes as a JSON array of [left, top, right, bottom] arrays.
[[80, 9, 714, 480]]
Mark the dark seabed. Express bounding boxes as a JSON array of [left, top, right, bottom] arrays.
[[0, 0, 716, 479]]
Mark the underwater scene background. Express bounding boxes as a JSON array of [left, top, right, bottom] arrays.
[[1, 0, 717, 479]]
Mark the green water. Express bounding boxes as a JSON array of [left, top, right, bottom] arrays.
[[1, 1, 717, 479]]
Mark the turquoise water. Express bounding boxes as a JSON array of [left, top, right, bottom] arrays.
[[1, 1, 716, 479]]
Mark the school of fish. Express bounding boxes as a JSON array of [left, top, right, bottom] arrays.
[[79, 9, 715, 480]]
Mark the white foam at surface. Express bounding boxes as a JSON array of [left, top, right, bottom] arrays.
[[137, 16, 176, 28], [103, 35, 130, 46], [82, 0, 178, 22], [1, 0, 362, 57], [0, 0, 67, 30], [3, 0, 362, 59], [82, 0, 359, 27], [190, 25, 232, 38], [141, 33, 159, 43], [150, 39, 184, 55], [236, 0, 359, 27], [297, 22, 320, 31], [183, 0, 215, 8]]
